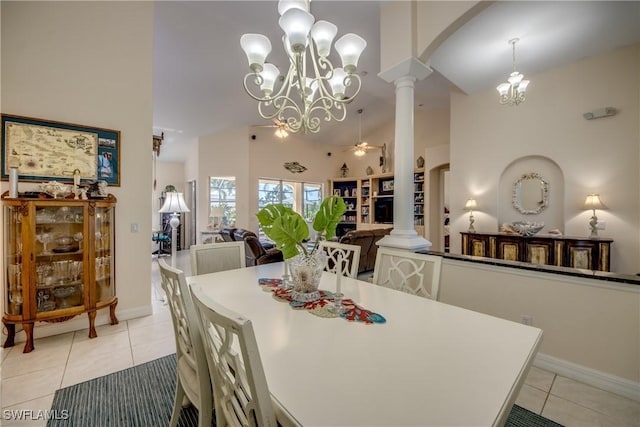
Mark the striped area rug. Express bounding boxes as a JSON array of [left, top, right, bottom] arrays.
[[48, 354, 562, 426]]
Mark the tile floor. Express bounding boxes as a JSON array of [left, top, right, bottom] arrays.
[[1, 251, 638, 426]]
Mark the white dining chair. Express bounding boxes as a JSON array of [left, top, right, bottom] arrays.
[[190, 241, 245, 276], [318, 240, 361, 278], [158, 259, 213, 427], [190, 285, 298, 427], [372, 247, 443, 300]]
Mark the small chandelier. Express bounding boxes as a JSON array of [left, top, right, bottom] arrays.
[[240, 0, 367, 134], [354, 108, 366, 156], [496, 38, 530, 106]]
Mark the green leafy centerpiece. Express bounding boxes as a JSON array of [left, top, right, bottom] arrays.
[[257, 195, 347, 302]]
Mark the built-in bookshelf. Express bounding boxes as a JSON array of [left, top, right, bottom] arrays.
[[330, 168, 426, 236], [414, 170, 425, 226], [359, 178, 370, 224]]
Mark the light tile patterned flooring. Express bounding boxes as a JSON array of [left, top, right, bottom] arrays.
[[1, 251, 638, 426]]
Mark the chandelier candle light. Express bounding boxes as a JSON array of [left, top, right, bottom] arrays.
[[241, 0, 367, 134], [496, 38, 530, 106], [159, 192, 191, 267]]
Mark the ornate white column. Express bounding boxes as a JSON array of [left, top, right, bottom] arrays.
[[377, 57, 432, 251]]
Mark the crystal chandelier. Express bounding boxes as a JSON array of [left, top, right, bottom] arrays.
[[496, 38, 530, 106], [240, 0, 367, 134]]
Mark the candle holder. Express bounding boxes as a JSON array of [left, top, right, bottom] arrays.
[[328, 253, 346, 315]]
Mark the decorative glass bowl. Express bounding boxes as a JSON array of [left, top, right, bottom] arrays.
[[510, 221, 544, 236]]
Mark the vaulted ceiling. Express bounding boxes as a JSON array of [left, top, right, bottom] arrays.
[[153, 1, 640, 161]]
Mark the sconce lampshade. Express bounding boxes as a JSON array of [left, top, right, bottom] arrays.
[[464, 198, 478, 211], [159, 192, 191, 213], [584, 194, 606, 211], [210, 206, 225, 218]]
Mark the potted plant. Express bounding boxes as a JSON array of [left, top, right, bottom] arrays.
[[257, 195, 346, 301]]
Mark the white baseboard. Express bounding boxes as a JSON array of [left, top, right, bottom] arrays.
[[535, 352, 640, 402], [3, 305, 153, 345]]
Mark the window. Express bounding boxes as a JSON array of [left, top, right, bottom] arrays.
[[303, 183, 322, 222], [257, 179, 324, 237], [209, 177, 236, 227]]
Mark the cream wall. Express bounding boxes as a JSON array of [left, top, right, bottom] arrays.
[[1, 2, 154, 336], [449, 45, 640, 274], [194, 127, 251, 236], [439, 258, 640, 396], [248, 129, 352, 232], [175, 107, 451, 242]]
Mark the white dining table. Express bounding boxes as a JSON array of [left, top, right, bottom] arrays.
[[187, 262, 542, 427]]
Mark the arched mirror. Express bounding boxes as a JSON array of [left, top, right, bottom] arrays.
[[513, 172, 549, 214]]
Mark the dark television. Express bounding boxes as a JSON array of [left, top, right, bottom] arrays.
[[374, 198, 394, 224]]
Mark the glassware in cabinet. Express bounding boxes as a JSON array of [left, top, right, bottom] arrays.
[[2, 196, 119, 353]]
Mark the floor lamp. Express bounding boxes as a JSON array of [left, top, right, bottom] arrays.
[[159, 192, 191, 267]]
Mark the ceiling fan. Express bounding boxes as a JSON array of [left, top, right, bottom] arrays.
[[250, 118, 290, 140], [344, 109, 382, 157]]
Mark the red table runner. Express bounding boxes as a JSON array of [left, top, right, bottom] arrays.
[[258, 278, 386, 324]]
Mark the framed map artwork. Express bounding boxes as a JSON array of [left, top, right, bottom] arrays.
[[1, 114, 121, 186]]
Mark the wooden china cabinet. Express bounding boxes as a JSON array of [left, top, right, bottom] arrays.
[[2, 195, 118, 353]]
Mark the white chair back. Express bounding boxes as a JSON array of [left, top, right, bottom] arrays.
[[319, 240, 361, 278], [190, 241, 245, 276], [190, 285, 278, 427], [372, 247, 443, 300], [158, 259, 213, 427]]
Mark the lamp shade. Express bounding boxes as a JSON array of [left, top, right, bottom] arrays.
[[279, 8, 315, 52], [159, 192, 191, 213], [334, 33, 366, 74], [260, 63, 280, 95], [328, 67, 347, 99], [240, 34, 272, 71], [496, 82, 510, 96], [277, 0, 308, 16], [464, 198, 478, 211], [310, 20, 337, 57], [584, 194, 606, 210], [210, 206, 225, 218]]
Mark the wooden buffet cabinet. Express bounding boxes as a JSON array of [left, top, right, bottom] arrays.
[[461, 232, 613, 272], [3, 196, 118, 353]]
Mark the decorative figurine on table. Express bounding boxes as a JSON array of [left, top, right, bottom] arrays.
[[97, 180, 108, 196], [86, 180, 109, 198]]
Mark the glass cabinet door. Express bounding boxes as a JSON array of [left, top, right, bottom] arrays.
[[35, 204, 85, 313], [4, 206, 24, 316], [95, 206, 114, 302]]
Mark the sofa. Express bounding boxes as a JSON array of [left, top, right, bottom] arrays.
[[232, 228, 283, 267], [339, 228, 392, 273]]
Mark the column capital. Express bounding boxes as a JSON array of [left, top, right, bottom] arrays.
[[378, 57, 433, 84]]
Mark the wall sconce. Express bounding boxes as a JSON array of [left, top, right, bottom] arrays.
[[584, 194, 606, 238], [152, 132, 164, 157], [464, 198, 478, 233]]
